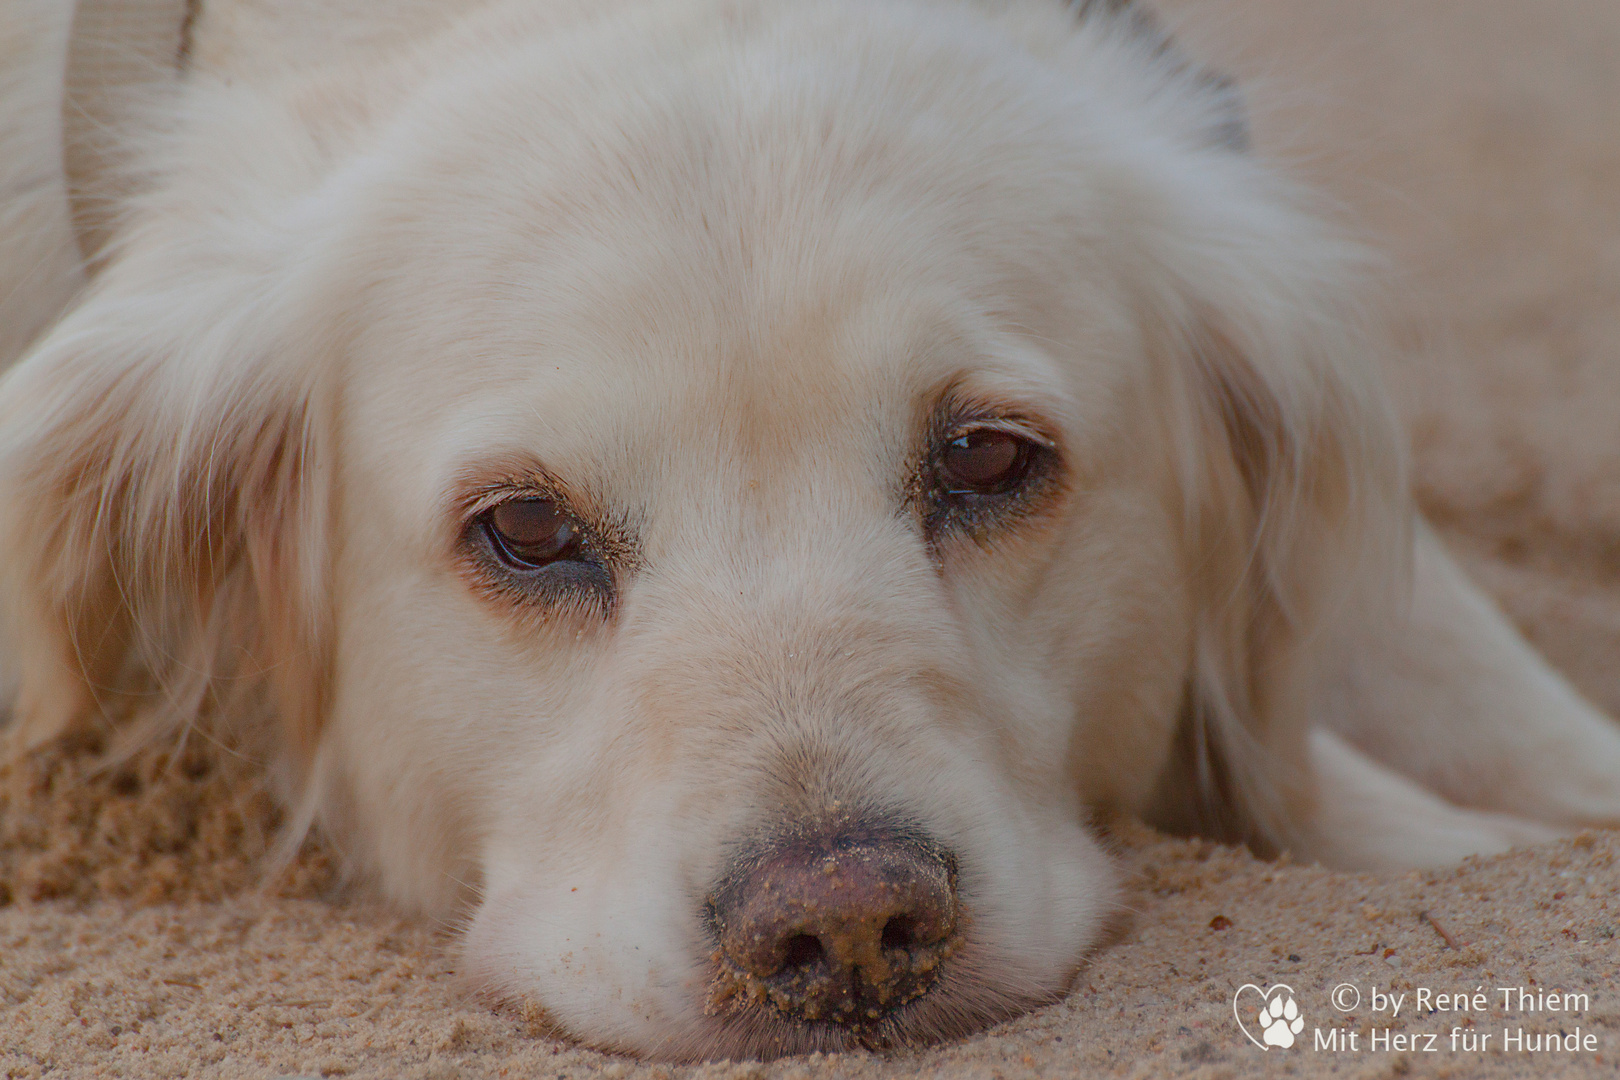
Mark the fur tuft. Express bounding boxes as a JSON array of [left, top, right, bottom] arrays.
[[0, 228, 334, 773]]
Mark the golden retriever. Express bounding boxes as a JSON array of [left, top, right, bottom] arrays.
[[3, 0, 1619, 1061]]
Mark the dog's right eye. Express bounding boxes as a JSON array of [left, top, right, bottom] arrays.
[[483, 498, 581, 568]]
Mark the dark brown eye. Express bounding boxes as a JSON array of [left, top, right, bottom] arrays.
[[485, 498, 580, 568], [941, 429, 1032, 494]]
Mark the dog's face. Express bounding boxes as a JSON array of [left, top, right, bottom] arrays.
[[326, 15, 1197, 1054], [0, 0, 1392, 1062]]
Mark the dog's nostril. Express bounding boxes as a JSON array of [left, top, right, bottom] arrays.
[[779, 932, 824, 971], [708, 829, 959, 1028], [880, 914, 917, 951]]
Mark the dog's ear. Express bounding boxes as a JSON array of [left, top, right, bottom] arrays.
[[1070, 0, 1249, 151], [1135, 181, 1409, 855], [0, 265, 332, 767]]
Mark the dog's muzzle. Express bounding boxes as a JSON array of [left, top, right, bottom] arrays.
[[705, 827, 960, 1029]]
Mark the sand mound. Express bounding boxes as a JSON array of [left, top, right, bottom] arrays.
[[5, 1, 1620, 1076], [0, 729, 335, 909]]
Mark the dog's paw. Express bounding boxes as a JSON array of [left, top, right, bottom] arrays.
[[1258, 991, 1304, 1048]]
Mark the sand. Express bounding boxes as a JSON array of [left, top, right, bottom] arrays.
[[5, 1, 1620, 1076]]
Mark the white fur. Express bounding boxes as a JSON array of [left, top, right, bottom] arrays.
[[2, 0, 1618, 1061]]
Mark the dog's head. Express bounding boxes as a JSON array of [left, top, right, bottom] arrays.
[[0, 0, 1401, 1060]]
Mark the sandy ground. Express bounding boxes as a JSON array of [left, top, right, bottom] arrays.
[[5, 1, 1620, 1076]]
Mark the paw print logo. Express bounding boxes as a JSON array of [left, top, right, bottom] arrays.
[[1258, 991, 1304, 1046], [1233, 983, 1305, 1050]]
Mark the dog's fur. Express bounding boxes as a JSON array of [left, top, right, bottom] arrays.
[[3, 0, 1620, 1061]]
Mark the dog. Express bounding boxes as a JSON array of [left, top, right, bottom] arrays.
[[3, 0, 1619, 1062]]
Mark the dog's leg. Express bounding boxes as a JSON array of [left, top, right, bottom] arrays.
[[1298, 728, 1560, 870], [1315, 520, 1620, 831]]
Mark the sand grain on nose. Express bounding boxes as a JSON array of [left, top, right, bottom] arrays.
[[706, 831, 960, 1027]]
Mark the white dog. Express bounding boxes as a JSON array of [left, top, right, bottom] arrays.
[[3, 0, 1619, 1061]]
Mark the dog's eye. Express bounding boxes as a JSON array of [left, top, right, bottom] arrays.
[[484, 499, 580, 568], [940, 429, 1033, 495]]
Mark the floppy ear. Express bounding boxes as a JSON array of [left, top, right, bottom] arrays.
[[1064, 0, 1408, 852], [1135, 174, 1409, 856], [0, 268, 332, 768]]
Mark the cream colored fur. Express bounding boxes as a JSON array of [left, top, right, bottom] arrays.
[[2, 0, 1618, 1060]]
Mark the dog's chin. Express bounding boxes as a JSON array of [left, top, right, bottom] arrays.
[[464, 926, 1064, 1063], [457, 870, 1095, 1062]]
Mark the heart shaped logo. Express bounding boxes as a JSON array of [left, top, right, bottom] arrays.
[[1233, 983, 1305, 1049]]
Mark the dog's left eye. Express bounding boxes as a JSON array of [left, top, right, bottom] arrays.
[[483, 498, 581, 568], [940, 429, 1034, 495]]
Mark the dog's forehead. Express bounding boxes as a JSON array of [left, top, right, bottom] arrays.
[[362, 224, 1074, 520], [338, 20, 1116, 515]]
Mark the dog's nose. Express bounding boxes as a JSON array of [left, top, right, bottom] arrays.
[[707, 831, 959, 1026]]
